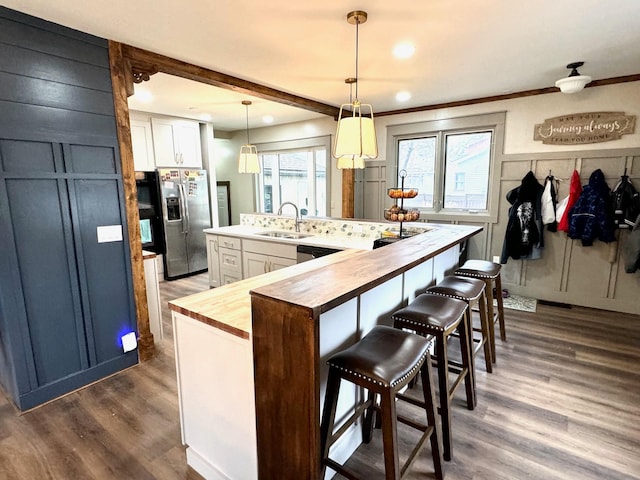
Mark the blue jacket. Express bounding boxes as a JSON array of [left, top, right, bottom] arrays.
[[568, 169, 616, 246]]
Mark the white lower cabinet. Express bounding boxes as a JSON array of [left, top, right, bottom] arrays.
[[207, 234, 298, 284], [207, 234, 244, 287], [242, 239, 297, 279], [219, 246, 243, 285]]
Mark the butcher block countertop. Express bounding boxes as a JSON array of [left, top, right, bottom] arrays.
[[168, 224, 481, 340], [168, 249, 362, 339]]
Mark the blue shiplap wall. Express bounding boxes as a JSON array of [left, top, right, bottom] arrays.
[[0, 6, 137, 410]]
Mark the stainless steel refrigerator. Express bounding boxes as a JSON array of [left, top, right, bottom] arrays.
[[158, 168, 211, 279]]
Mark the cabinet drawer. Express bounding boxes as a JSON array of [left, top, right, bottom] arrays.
[[219, 235, 242, 250], [243, 238, 297, 260], [221, 269, 243, 285], [219, 247, 242, 271]]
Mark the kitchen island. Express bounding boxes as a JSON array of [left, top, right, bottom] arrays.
[[169, 223, 481, 480]]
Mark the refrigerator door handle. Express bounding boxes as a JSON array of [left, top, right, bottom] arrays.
[[178, 183, 189, 234]]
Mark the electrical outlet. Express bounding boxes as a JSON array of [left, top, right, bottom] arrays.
[[493, 255, 500, 264]]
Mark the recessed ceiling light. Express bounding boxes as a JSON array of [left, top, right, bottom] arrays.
[[133, 87, 153, 103], [262, 115, 274, 124], [396, 91, 411, 102], [393, 42, 415, 59]]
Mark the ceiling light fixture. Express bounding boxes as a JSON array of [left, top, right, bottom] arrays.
[[238, 100, 260, 174], [333, 10, 378, 170], [393, 42, 415, 59], [555, 61, 592, 94], [396, 91, 411, 102]]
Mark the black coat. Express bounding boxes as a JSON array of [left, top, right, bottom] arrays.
[[500, 171, 544, 263]]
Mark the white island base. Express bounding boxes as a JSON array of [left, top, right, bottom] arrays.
[[173, 314, 257, 480]]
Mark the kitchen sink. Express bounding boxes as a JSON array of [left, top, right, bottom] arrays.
[[255, 231, 313, 240]]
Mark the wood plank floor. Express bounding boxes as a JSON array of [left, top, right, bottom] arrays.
[[0, 273, 638, 480]]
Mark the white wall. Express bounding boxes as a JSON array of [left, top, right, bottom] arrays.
[[375, 82, 640, 156], [213, 81, 640, 224]]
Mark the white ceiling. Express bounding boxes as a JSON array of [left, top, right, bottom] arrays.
[[4, 1, 640, 132]]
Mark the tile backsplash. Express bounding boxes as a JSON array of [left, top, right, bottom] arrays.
[[240, 214, 431, 239]]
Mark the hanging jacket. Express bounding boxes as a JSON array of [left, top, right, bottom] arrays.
[[622, 213, 640, 273], [557, 170, 582, 232], [500, 171, 544, 263], [541, 175, 558, 232], [611, 176, 640, 229], [568, 169, 616, 246]]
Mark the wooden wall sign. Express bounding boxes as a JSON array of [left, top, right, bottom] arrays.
[[534, 112, 636, 145]]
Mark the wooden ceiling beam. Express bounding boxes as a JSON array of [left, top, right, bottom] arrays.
[[120, 44, 340, 118]]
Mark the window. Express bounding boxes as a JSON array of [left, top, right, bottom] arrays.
[[388, 112, 504, 221], [255, 137, 330, 217]]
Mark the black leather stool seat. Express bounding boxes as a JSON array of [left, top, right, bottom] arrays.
[[427, 275, 493, 373], [392, 293, 474, 461], [327, 325, 431, 388], [320, 325, 443, 480], [428, 275, 485, 301], [454, 259, 501, 279], [393, 293, 468, 335], [454, 259, 507, 363]]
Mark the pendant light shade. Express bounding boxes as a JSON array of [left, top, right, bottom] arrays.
[[555, 61, 592, 94], [238, 144, 259, 174], [238, 100, 260, 174], [333, 11, 378, 169]]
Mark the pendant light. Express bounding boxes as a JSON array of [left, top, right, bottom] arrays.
[[333, 10, 378, 169], [555, 61, 592, 94], [238, 100, 260, 173]]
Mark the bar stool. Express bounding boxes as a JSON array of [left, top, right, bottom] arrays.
[[320, 325, 443, 480], [426, 276, 493, 374], [391, 293, 474, 461], [454, 260, 506, 363]]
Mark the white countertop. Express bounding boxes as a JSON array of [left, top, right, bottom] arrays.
[[204, 225, 378, 251]]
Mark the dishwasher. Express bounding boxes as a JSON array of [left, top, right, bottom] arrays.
[[296, 244, 341, 263]]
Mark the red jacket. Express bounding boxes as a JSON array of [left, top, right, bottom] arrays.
[[558, 170, 582, 232]]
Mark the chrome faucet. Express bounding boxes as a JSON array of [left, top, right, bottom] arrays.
[[277, 201, 300, 232]]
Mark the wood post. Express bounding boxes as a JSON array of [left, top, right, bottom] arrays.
[[342, 168, 355, 218], [108, 40, 155, 361]]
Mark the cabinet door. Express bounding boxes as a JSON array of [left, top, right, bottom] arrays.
[[243, 251, 269, 279], [151, 117, 179, 167], [206, 235, 220, 288], [130, 119, 155, 171], [151, 118, 203, 168], [269, 255, 296, 272], [175, 120, 203, 168]]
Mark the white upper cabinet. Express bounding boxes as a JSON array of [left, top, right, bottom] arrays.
[[151, 117, 203, 168], [130, 119, 155, 171]]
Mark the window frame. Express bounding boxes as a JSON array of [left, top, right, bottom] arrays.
[[254, 135, 331, 217], [386, 112, 505, 223]]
